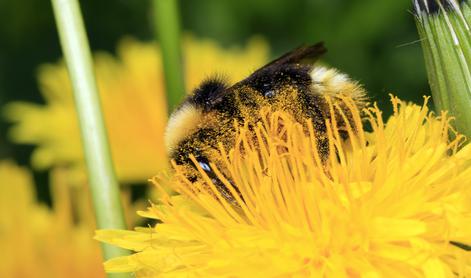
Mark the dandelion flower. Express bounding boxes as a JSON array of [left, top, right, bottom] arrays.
[[97, 96, 471, 277], [0, 161, 105, 278], [4, 35, 269, 183]]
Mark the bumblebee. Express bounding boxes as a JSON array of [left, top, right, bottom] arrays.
[[165, 43, 366, 199]]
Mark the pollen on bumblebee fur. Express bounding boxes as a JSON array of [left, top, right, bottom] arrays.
[[97, 96, 471, 277]]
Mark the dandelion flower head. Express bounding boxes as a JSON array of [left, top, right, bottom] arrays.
[[98, 96, 471, 277]]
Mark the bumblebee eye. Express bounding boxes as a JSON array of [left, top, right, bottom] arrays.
[[195, 156, 215, 176], [194, 156, 242, 205], [198, 161, 212, 173]]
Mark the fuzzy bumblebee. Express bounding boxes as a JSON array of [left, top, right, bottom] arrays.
[[165, 43, 367, 199]]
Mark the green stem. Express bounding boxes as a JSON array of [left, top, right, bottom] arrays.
[[50, 0, 131, 276], [153, 0, 186, 113]]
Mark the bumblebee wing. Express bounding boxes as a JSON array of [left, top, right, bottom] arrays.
[[231, 42, 327, 91], [253, 42, 326, 73], [228, 42, 326, 94]]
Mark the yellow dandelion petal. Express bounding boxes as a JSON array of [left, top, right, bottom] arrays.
[[97, 97, 471, 277], [4, 35, 269, 183]]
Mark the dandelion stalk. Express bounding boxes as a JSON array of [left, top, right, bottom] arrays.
[[50, 0, 131, 275], [414, 0, 471, 138], [152, 0, 186, 113]]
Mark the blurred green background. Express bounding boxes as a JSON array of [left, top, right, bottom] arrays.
[[0, 0, 427, 193]]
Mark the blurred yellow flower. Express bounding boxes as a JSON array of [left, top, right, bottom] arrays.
[[97, 97, 471, 277], [5, 35, 269, 183], [0, 161, 104, 278]]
